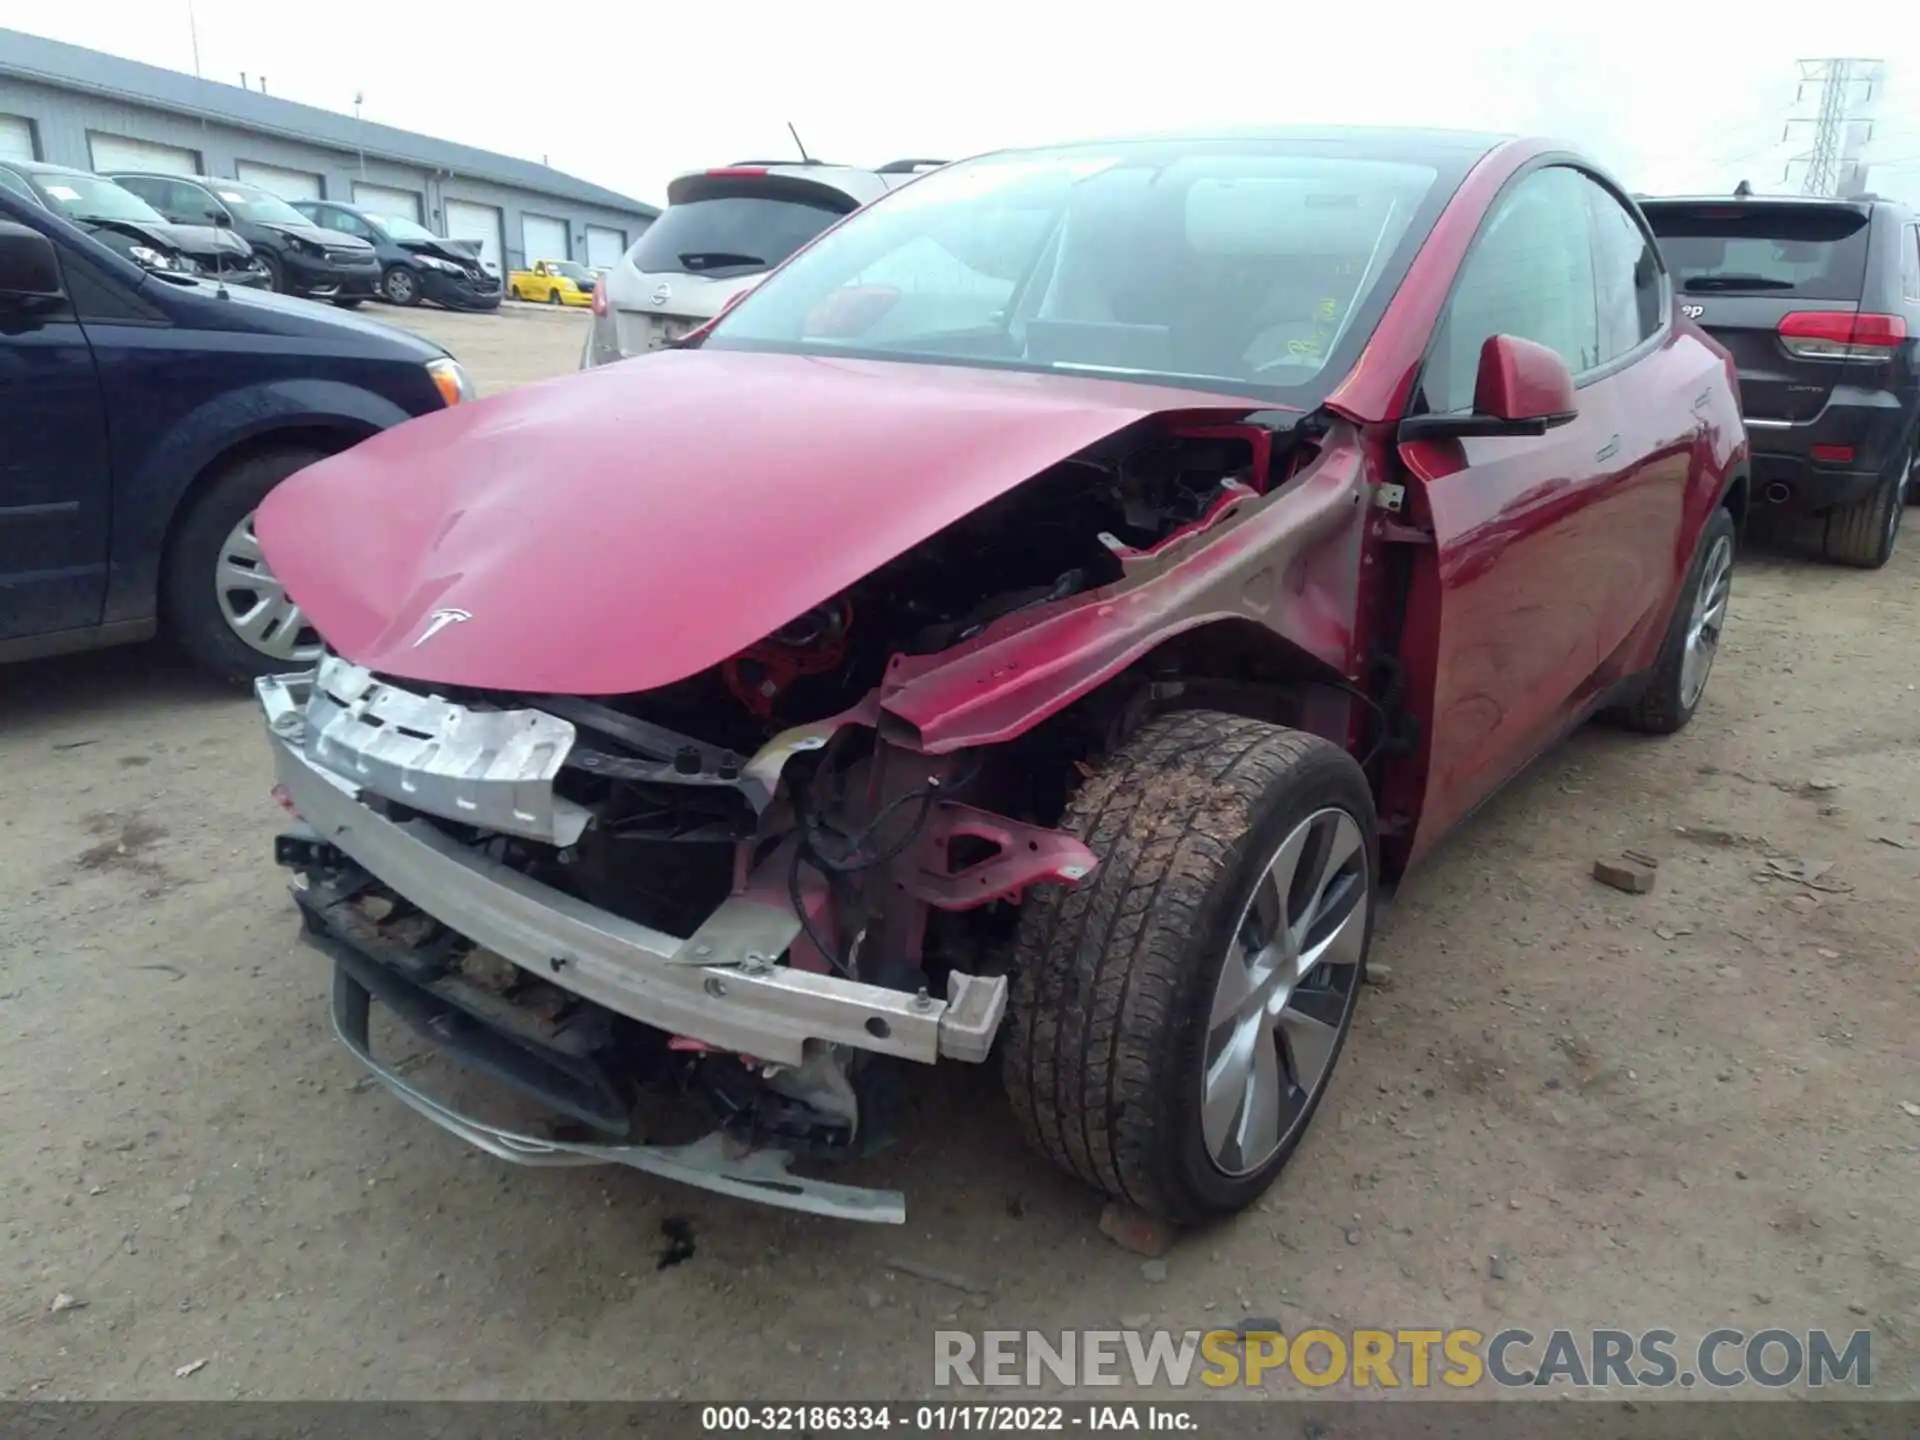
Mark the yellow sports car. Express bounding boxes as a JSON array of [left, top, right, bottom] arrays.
[[508, 259, 596, 306]]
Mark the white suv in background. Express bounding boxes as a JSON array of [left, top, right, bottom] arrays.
[[580, 158, 945, 368]]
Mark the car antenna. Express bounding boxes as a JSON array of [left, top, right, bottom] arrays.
[[210, 210, 232, 299], [1733, 179, 1753, 198], [787, 122, 812, 164]]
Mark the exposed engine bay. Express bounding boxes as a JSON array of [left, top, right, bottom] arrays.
[[266, 411, 1325, 1220]]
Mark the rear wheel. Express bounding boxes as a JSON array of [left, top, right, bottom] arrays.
[[1821, 463, 1904, 569], [1003, 711, 1376, 1225], [332, 296, 364, 309], [1614, 506, 1736, 734], [162, 447, 330, 687], [548, 288, 564, 305]]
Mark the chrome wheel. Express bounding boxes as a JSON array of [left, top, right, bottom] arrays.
[[1679, 532, 1733, 710], [1202, 806, 1368, 1177], [386, 269, 415, 304], [214, 513, 321, 663]]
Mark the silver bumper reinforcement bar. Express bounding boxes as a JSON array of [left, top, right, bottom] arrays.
[[261, 672, 1008, 1069]]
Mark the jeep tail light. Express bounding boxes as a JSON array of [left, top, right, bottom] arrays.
[[707, 167, 768, 178], [1777, 310, 1907, 361], [591, 276, 609, 317]]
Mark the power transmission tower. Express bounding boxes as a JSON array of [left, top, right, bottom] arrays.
[[1782, 58, 1882, 196]]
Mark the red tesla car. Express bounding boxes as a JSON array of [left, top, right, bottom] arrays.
[[251, 127, 1747, 1226]]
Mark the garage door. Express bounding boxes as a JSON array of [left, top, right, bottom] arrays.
[[353, 182, 422, 224], [585, 225, 626, 269], [523, 213, 569, 264], [89, 134, 198, 175], [445, 199, 504, 277], [236, 161, 322, 202], [0, 115, 35, 162]]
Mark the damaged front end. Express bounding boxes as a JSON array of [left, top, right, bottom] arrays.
[[257, 374, 1367, 1223], [262, 652, 1088, 1222]]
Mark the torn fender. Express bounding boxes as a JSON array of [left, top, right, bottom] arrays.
[[878, 431, 1372, 753]]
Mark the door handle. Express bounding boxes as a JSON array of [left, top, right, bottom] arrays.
[[1595, 434, 1621, 463]]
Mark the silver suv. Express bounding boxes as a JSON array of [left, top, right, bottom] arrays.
[[581, 158, 944, 368]]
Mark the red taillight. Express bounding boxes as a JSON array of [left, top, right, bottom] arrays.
[[1810, 443, 1856, 464], [269, 783, 299, 817], [590, 277, 609, 318], [1778, 310, 1907, 360], [706, 167, 767, 178]]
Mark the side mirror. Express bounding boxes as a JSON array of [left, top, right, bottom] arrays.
[[211, 210, 233, 228], [1400, 333, 1579, 441], [0, 221, 64, 304], [1473, 334, 1577, 427]]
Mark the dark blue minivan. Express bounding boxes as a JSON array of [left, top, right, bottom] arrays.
[[1, 189, 473, 684]]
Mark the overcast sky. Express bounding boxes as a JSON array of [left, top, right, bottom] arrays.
[[12, 1, 1919, 206]]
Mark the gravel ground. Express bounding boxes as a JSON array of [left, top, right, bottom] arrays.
[[2, 301, 1915, 1401]]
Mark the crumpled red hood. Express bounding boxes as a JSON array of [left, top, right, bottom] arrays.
[[257, 348, 1264, 695]]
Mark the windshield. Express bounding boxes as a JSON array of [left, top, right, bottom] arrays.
[[1644, 203, 1871, 300], [374, 213, 438, 243], [32, 172, 167, 226], [551, 261, 591, 280], [213, 183, 311, 226], [702, 142, 1441, 397]]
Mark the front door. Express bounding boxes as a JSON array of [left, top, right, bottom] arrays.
[[0, 213, 111, 645], [1396, 164, 1677, 860]]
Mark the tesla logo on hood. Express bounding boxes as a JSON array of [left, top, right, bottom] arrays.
[[413, 608, 472, 646], [651, 282, 672, 307]]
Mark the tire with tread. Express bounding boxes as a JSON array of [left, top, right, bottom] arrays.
[[1613, 506, 1737, 735], [1002, 709, 1377, 1225], [1821, 467, 1903, 569], [162, 447, 328, 687], [382, 266, 420, 306]]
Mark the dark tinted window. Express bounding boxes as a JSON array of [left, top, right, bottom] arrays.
[[108, 174, 167, 207], [119, 177, 222, 223], [62, 245, 164, 324], [631, 194, 849, 278], [319, 206, 373, 239], [1425, 165, 1600, 414], [1589, 183, 1664, 361], [1644, 203, 1870, 300]]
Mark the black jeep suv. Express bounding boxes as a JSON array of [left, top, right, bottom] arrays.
[[1642, 192, 1919, 569]]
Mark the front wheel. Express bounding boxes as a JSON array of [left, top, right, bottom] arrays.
[[162, 447, 331, 687], [1003, 711, 1377, 1225], [258, 252, 284, 293]]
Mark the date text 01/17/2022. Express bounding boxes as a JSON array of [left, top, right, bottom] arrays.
[[699, 1404, 1202, 1432]]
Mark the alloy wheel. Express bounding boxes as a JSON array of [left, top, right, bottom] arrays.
[[1202, 806, 1368, 1177], [1679, 533, 1733, 709], [214, 513, 322, 663]]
